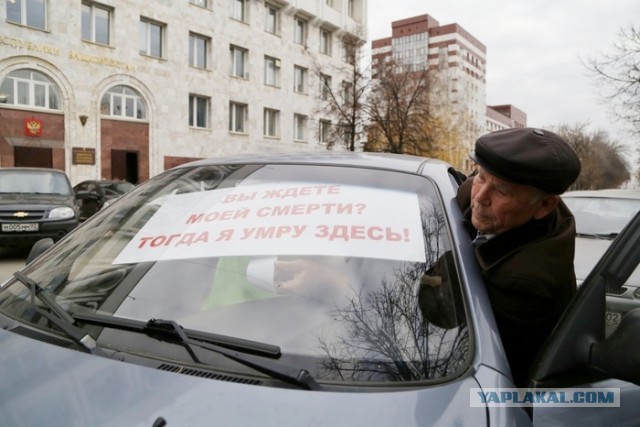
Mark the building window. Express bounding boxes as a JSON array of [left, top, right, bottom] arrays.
[[294, 114, 307, 141], [294, 17, 307, 45], [139, 18, 164, 58], [190, 0, 209, 7], [81, 2, 110, 45], [320, 28, 332, 55], [342, 81, 353, 102], [294, 66, 307, 94], [265, 3, 280, 35], [189, 33, 209, 69], [232, 0, 247, 23], [264, 56, 281, 87], [189, 95, 209, 128], [343, 38, 357, 65], [229, 102, 248, 133], [230, 45, 248, 78], [342, 125, 354, 146], [6, 0, 46, 30], [100, 85, 147, 120], [0, 69, 60, 110], [319, 73, 332, 100], [263, 108, 280, 138], [319, 120, 332, 143]]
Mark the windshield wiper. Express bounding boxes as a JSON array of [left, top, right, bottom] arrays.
[[12, 271, 105, 356], [71, 312, 320, 390], [576, 232, 619, 239]]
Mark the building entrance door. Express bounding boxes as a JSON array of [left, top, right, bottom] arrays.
[[111, 149, 139, 184]]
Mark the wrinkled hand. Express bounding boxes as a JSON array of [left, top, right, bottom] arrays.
[[274, 259, 351, 300]]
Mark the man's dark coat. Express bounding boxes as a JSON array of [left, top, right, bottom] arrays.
[[456, 178, 577, 386]]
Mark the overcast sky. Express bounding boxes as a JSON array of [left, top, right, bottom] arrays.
[[367, 0, 639, 145]]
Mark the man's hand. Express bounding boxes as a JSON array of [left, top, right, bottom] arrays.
[[274, 258, 351, 300]]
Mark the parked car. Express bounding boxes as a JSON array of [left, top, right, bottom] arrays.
[[0, 167, 79, 248], [562, 189, 640, 337], [1, 153, 639, 427], [73, 179, 135, 221], [562, 189, 640, 284]]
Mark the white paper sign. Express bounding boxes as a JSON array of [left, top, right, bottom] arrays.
[[113, 183, 426, 264]]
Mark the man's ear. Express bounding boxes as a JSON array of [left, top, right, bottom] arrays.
[[533, 195, 560, 219]]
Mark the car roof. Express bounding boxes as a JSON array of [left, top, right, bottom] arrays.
[[174, 152, 453, 175], [562, 189, 640, 200], [0, 167, 67, 174], [74, 179, 133, 186]]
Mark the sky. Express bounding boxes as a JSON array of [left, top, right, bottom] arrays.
[[367, 0, 639, 145]]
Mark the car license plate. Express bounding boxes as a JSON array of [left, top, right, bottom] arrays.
[[1, 223, 39, 232], [605, 311, 622, 326]]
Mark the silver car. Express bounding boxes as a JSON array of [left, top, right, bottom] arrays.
[[562, 189, 640, 336], [1, 153, 639, 426]]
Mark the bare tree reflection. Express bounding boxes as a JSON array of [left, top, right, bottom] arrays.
[[317, 265, 469, 382], [317, 203, 469, 382]]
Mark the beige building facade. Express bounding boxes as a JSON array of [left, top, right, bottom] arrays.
[[0, 0, 366, 185]]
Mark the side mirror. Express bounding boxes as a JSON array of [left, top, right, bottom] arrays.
[[26, 238, 54, 265], [590, 308, 640, 385]]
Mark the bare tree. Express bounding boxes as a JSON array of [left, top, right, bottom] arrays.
[[364, 59, 439, 156], [552, 123, 631, 190], [585, 25, 640, 137], [316, 270, 469, 382], [315, 205, 469, 382], [312, 27, 370, 151]]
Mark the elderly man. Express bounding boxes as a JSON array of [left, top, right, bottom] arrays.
[[457, 127, 581, 387]]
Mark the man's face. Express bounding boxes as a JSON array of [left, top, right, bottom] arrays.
[[470, 166, 547, 235]]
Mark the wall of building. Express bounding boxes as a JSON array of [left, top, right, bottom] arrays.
[[0, 0, 366, 185], [485, 105, 527, 134]]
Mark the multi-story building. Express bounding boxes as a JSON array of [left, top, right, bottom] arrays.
[[486, 104, 527, 133], [0, 0, 367, 184], [371, 14, 525, 171]]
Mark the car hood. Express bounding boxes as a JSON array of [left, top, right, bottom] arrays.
[[0, 328, 488, 427], [0, 193, 74, 206], [574, 237, 613, 284]]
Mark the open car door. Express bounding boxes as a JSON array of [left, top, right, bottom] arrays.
[[529, 210, 640, 425]]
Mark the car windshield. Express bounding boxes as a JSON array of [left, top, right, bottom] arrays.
[[100, 181, 135, 195], [0, 163, 470, 384], [0, 170, 72, 195], [563, 196, 640, 236]]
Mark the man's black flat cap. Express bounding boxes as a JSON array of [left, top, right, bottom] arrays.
[[469, 127, 581, 194]]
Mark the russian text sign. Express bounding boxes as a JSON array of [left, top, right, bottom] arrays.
[[113, 183, 426, 264]]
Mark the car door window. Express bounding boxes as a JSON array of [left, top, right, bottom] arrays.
[[531, 212, 640, 425]]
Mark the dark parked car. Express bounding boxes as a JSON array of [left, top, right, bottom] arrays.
[[73, 179, 135, 221], [0, 167, 79, 248], [1, 153, 639, 426]]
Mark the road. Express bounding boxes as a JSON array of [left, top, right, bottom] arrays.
[[0, 247, 29, 284]]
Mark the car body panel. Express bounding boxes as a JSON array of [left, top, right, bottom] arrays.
[[0, 327, 488, 427]]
